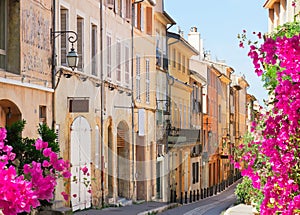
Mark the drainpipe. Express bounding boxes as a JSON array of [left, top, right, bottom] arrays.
[[99, 0, 105, 207], [51, 0, 56, 129], [228, 73, 232, 178]]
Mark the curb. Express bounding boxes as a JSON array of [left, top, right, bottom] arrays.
[[137, 203, 179, 215]]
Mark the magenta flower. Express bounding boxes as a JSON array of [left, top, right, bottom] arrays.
[[0, 128, 72, 214], [61, 192, 69, 201], [43, 147, 52, 157], [81, 166, 89, 175]]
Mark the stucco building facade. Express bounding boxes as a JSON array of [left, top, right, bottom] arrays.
[[0, 0, 53, 137]]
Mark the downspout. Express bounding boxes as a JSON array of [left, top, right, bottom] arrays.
[[228, 74, 232, 178], [51, 0, 56, 129], [131, 2, 136, 200], [99, 0, 105, 207]]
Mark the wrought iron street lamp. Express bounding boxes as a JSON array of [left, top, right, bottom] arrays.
[[51, 30, 79, 71]]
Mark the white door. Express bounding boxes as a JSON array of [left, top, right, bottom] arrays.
[[70, 116, 92, 211]]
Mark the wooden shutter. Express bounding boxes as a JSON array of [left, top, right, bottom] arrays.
[[146, 7, 152, 35]]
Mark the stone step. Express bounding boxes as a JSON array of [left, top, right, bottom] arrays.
[[117, 198, 132, 207]]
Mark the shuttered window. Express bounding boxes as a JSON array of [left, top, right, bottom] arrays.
[[116, 40, 121, 82], [125, 45, 129, 85], [0, 0, 7, 69], [117, 0, 122, 17], [106, 34, 112, 78], [146, 7, 152, 35], [106, 0, 114, 9], [125, 0, 131, 21], [60, 8, 68, 66], [178, 52, 181, 71], [91, 25, 97, 76], [77, 17, 84, 70], [182, 55, 186, 73]]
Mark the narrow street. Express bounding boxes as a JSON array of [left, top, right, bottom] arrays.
[[159, 181, 240, 215]]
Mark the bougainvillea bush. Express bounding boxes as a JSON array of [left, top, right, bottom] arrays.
[[235, 12, 300, 215], [0, 124, 71, 215]]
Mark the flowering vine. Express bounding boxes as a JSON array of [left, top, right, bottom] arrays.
[[0, 127, 71, 215], [235, 13, 300, 215]]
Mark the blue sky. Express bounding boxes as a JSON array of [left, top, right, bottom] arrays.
[[164, 0, 269, 103]]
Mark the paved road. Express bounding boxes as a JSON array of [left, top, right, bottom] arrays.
[[159, 181, 239, 215]]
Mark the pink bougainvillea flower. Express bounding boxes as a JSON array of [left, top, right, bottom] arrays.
[[257, 32, 262, 39], [239, 41, 244, 48], [0, 127, 7, 141], [42, 160, 51, 168], [81, 166, 89, 175], [43, 147, 52, 157], [0, 127, 72, 214], [61, 192, 69, 201], [35, 139, 44, 150], [62, 170, 71, 178], [235, 31, 300, 214]]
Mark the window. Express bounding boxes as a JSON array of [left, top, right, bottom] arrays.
[[39, 106, 47, 124], [146, 7, 152, 35], [0, 0, 7, 69], [192, 162, 199, 184], [182, 55, 186, 73], [125, 0, 131, 21], [60, 8, 68, 66], [106, 0, 114, 9], [172, 48, 176, 68], [135, 3, 140, 29], [117, 0, 122, 17], [91, 24, 97, 76], [116, 40, 121, 82], [140, 5, 144, 31], [77, 17, 84, 70], [125, 45, 129, 85], [186, 60, 189, 74], [178, 52, 181, 71], [106, 34, 112, 78], [156, 32, 162, 67], [136, 55, 141, 101], [146, 59, 150, 103], [183, 105, 186, 128]]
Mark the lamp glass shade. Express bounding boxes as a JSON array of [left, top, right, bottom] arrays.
[[67, 48, 78, 70]]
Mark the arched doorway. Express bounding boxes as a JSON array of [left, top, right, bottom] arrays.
[[0, 99, 22, 127], [117, 121, 130, 198], [70, 116, 91, 211]]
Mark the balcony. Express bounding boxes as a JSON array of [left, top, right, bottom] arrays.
[[168, 128, 200, 147]]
